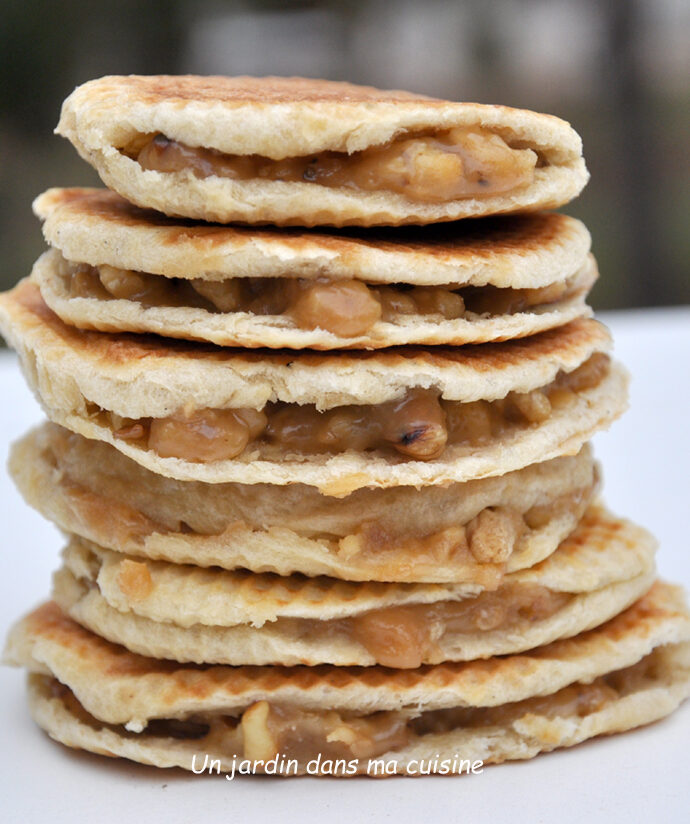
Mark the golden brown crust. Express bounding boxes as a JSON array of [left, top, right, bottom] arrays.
[[9, 582, 688, 724], [46, 568, 657, 667], [53, 504, 655, 631], [0, 279, 612, 409], [57, 76, 583, 158], [34, 188, 591, 288], [24, 639, 690, 774], [67, 75, 444, 108]]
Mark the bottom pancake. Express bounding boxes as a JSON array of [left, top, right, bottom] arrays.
[[9, 583, 690, 775]]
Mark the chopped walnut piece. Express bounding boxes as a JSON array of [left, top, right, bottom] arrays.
[[116, 559, 153, 601], [506, 390, 552, 423], [381, 389, 447, 459], [113, 422, 147, 442], [190, 278, 243, 313], [547, 386, 578, 410], [467, 507, 524, 563], [562, 351, 611, 392], [377, 287, 418, 320], [240, 701, 410, 764], [351, 606, 433, 669], [148, 407, 267, 462], [410, 287, 465, 319], [241, 701, 278, 761], [445, 400, 494, 444], [290, 279, 382, 337]]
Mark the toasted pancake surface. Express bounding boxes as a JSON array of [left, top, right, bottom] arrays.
[[7, 582, 687, 723], [0, 280, 611, 409], [33, 188, 594, 350], [35, 189, 592, 288], [55, 504, 654, 629]]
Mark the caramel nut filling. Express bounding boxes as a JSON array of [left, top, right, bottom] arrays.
[[341, 486, 591, 569], [350, 606, 434, 669], [50, 678, 411, 763], [62, 257, 581, 339], [466, 507, 524, 564], [288, 279, 382, 337], [411, 680, 620, 736], [55, 478, 591, 590], [41, 422, 594, 561], [104, 353, 610, 464], [348, 582, 571, 668], [243, 701, 410, 763], [148, 408, 267, 463], [134, 127, 538, 203]]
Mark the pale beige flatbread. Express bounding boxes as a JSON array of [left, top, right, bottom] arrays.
[[54, 568, 652, 667], [60, 499, 641, 630], [60, 536, 484, 624], [56, 76, 588, 227], [0, 283, 626, 493], [32, 188, 594, 349], [10, 424, 599, 583], [32, 247, 596, 350], [16, 584, 690, 774], [51, 505, 657, 666], [7, 582, 688, 723]]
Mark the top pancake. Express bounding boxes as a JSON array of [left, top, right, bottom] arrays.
[[56, 75, 588, 226]]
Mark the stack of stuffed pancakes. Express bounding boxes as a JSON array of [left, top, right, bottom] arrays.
[[2, 76, 689, 777]]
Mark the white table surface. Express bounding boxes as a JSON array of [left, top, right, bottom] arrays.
[[1, 307, 688, 823]]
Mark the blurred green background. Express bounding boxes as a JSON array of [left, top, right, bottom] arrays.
[[1, 0, 688, 309]]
